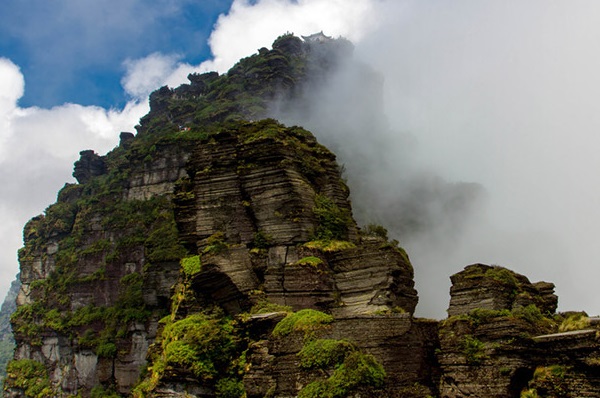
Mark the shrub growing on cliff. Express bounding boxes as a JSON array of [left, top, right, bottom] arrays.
[[303, 240, 355, 252], [294, 256, 324, 268], [161, 313, 237, 380], [251, 230, 272, 250], [247, 291, 292, 315], [90, 385, 121, 398], [181, 255, 201, 277], [313, 194, 352, 241], [298, 351, 386, 398], [558, 312, 590, 332], [4, 359, 54, 398], [215, 377, 245, 398], [361, 223, 389, 240], [461, 335, 487, 365], [523, 365, 570, 397], [467, 308, 511, 326], [203, 231, 229, 255], [272, 309, 334, 338], [298, 339, 355, 369]]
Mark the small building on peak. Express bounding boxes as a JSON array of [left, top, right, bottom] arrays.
[[301, 31, 332, 43]]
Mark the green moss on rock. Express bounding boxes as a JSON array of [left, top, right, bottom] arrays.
[[272, 309, 333, 338]]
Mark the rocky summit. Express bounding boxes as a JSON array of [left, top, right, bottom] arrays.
[[4, 34, 600, 398]]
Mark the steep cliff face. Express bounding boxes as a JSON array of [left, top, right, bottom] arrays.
[[5, 33, 420, 397], [8, 121, 420, 398], [5, 33, 600, 398]]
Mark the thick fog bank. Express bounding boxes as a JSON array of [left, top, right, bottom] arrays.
[[274, 2, 600, 318]]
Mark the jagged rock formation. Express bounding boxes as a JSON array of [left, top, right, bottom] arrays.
[[447, 263, 558, 317], [439, 264, 600, 398], [5, 33, 600, 398]]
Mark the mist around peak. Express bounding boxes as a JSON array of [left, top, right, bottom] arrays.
[[267, 2, 600, 319], [268, 36, 487, 318]]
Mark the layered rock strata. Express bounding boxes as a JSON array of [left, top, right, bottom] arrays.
[[7, 119, 418, 397], [438, 264, 600, 398]]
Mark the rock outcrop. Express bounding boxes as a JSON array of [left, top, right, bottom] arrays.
[[438, 264, 600, 398], [447, 263, 558, 317]]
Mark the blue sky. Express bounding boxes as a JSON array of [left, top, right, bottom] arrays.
[[0, 0, 234, 108], [2, 1, 600, 318]]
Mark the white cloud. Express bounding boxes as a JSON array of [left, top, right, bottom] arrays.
[[0, 59, 24, 145], [122, 53, 183, 99], [0, 59, 147, 300], [201, 0, 378, 73], [0, 58, 23, 107], [119, 0, 381, 107]]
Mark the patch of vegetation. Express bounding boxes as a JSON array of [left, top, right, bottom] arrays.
[[96, 342, 117, 358], [511, 305, 545, 325], [161, 313, 238, 380], [558, 312, 590, 332], [181, 255, 201, 277], [461, 335, 487, 365], [467, 308, 511, 326], [133, 306, 247, 397], [463, 265, 519, 292], [248, 295, 292, 315], [520, 389, 540, 398], [251, 231, 272, 250], [522, 365, 570, 398], [272, 309, 334, 338], [361, 223, 389, 240], [485, 267, 518, 289], [312, 194, 353, 241], [298, 351, 386, 398], [455, 304, 555, 334], [298, 339, 355, 369], [10, 303, 44, 343], [90, 385, 121, 398], [4, 359, 55, 397], [293, 256, 324, 267], [303, 240, 355, 252], [203, 232, 229, 255], [215, 377, 245, 398], [144, 216, 187, 263]]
